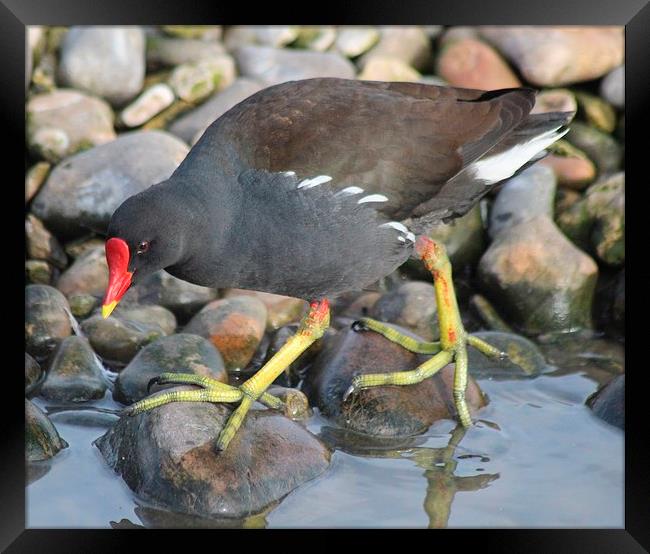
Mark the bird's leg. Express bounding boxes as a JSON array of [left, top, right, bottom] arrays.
[[216, 299, 330, 450], [346, 237, 506, 428]]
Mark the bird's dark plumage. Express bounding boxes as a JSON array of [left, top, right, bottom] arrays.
[[107, 78, 572, 300]]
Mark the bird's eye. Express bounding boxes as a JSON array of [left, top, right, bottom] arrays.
[[137, 241, 150, 254]]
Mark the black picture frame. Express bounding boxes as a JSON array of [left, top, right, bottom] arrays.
[[5, 1, 646, 550]]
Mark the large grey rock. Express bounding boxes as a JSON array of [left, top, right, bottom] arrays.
[[233, 45, 355, 87], [478, 215, 598, 335], [26, 399, 68, 461], [587, 374, 624, 430], [40, 336, 107, 402], [114, 333, 227, 405], [58, 26, 146, 106], [25, 285, 72, 361], [25, 353, 42, 393], [31, 130, 189, 238], [168, 78, 263, 144], [26, 89, 116, 163], [94, 399, 331, 519], [489, 165, 557, 239]]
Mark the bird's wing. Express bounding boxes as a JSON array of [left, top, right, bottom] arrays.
[[187, 78, 536, 220]]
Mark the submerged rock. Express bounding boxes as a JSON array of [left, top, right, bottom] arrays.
[[587, 374, 624, 430], [94, 399, 331, 519], [26, 399, 68, 461], [26, 89, 116, 163], [82, 305, 176, 365], [40, 336, 107, 402], [25, 285, 72, 361], [467, 331, 548, 379], [478, 215, 598, 335], [31, 130, 189, 238], [114, 333, 227, 405], [233, 45, 355, 87], [58, 26, 146, 106], [303, 325, 486, 437], [184, 297, 267, 371]]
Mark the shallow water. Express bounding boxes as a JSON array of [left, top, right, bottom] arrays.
[[27, 337, 624, 529]]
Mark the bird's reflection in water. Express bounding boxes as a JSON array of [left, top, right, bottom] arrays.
[[110, 501, 276, 529], [319, 424, 499, 528]]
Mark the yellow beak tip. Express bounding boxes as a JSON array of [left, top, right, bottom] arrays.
[[102, 302, 117, 319]]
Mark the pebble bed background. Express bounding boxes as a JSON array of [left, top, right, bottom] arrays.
[[25, 25, 624, 528]]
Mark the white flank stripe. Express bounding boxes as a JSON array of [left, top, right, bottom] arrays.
[[405, 232, 415, 242], [297, 175, 332, 189], [471, 126, 569, 185], [335, 186, 364, 197], [358, 194, 388, 204], [283, 171, 296, 176], [380, 221, 410, 234]]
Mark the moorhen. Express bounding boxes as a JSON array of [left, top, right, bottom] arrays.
[[102, 78, 571, 450]]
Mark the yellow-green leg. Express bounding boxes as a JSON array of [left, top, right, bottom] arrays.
[[124, 300, 330, 451], [346, 236, 506, 428]]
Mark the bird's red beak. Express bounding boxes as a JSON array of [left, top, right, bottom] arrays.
[[102, 237, 133, 318]]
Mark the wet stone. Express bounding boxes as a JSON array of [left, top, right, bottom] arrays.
[[587, 374, 624, 430], [56, 245, 108, 298], [26, 399, 68, 461], [94, 399, 331, 519], [31, 130, 189, 239], [26, 353, 43, 393], [25, 214, 67, 269], [223, 289, 308, 331], [26, 89, 116, 163], [114, 333, 227, 405], [478, 215, 598, 335], [233, 46, 355, 87], [369, 281, 438, 341], [81, 305, 176, 366], [467, 331, 548, 379], [489, 165, 556, 239], [303, 325, 486, 437], [58, 26, 146, 106], [64, 236, 105, 260], [40, 336, 107, 402], [436, 38, 521, 90], [25, 285, 72, 362], [266, 385, 312, 420], [123, 270, 218, 324], [169, 78, 262, 145], [184, 296, 267, 371]]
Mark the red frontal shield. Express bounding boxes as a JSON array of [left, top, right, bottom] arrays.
[[102, 238, 133, 318]]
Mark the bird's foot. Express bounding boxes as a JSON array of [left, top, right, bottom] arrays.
[[344, 236, 507, 428], [125, 299, 330, 451]]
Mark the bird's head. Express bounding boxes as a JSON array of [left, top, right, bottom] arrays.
[[101, 187, 188, 318]]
